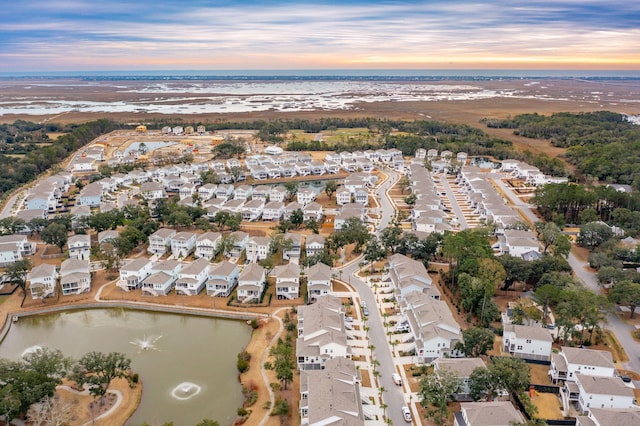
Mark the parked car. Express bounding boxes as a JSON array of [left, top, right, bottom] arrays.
[[396, 323, 410, 332], [362, 307, 369, 317], [345, 316, 353, 323], [392, 373, 402, 386], [401, 406, 412, 423]]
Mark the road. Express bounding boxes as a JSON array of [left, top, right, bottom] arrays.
[[439, 174, 469, 229], [338, 167, 407, 425], [493, 175, 640, 374]]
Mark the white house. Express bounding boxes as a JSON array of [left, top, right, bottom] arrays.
[[140, 182, 166, 200], [194, 232, 221, 260], [573, 374, 635, 414], [206, 261, 239, 297], [28, 263, 58, 299], [550, 347, 616, 384], [246, 236, 270, 263], [242, 199, 264, 221], [67, 234, 91, 261], [229, 231, 249, 258], [237, 263, 266, 303], [305, 234, 325, 257], [142, 259, 181, 296], [296, 188, 316, 206], [502, 324, 553, 362], [262, 201, 285, 221], [283, 233, 303, 261], [269, 185, 288, 203], [336, 187, 352, 206], [60, 259, 91, 295], [576, 408, 640, 426], [275, 263, 301, 300], [170, 231, 197, 258], [118, 257, 154, 291], [175, 258, 210, 296], [0, 235, 36, 266], [148, 228, 176, 255], [305, 262, 332, 302], [302, 202, 323, 221]]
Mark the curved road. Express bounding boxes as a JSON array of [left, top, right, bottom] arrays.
[[339, 168, 408, 425]]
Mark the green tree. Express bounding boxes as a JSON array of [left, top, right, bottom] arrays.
[[398, 175, 411, 194], [418, 369, 462, 425], [284, 181, 298, 201], [72, 352, 133, 404], [0, 217, 26, 235], [324, 180, 337, 199], [41, 222, 68, 253], [264, 339, 294, 390], [380, 223, 403, 253], [304, 218, 320, 234], [491, 357, 530, 394], [456, 327, 495, 357], [609, 280, 640, 319], [404, 193, 417, 205], [290, 208, 304, 228], [577, 222, 614, 250], [364, 237, 386, 270], [535, 222, 571, 257], [499, 255, 532, 290], [216, 234, 236, 258], [468, 367, 500, 401], [5, 259, 31, 303]]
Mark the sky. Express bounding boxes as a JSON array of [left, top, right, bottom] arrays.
[[1, 0, 639, 72]]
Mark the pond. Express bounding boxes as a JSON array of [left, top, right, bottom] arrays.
[[0, 309, 251, 426]]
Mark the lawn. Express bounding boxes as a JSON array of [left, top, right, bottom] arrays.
[[530, 392, 563, 419]]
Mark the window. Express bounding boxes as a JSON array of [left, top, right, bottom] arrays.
[[526, 339, 532, 343], [517, 345, 523, 351]]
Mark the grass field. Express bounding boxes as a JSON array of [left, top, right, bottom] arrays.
[[531, 392, 563, 419], [289, 127, 374, 144]]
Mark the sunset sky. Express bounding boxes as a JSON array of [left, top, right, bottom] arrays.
[[2, 0, 639, 72]]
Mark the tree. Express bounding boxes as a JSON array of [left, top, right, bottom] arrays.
[[41, 222, 68, 253], [456, 327, 495, 357], [0, 217, 26, 235], [498, 255, 532, 290], [577, 222, 614, 250], [398, 175, 411, 194], [264, 339, 294, 390], [404, 193, 417, 205], [216, 234, 236, 258], [364, 237, 386, 270], [26, 395, 76, 426], [608, 280, 640, 319], [290, 208, 304, 228], [304, 218, 320, 234], [72, 352, 133, 404], [324, 180, 337, 199], [418, 369, 462, 425], [5, 259, 31, 303], [491, 357, 530, 394], [535, 222, 570, 257], [468, 367, 500, 401], [22, 347, 73, 379], [195, 421, 219, 426], [284, 181, 298, 201], [380, 223, 403, 253]]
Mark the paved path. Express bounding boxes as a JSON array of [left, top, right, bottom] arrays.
[[258, 308, 286, 426], [337, 168, 407, 426], [440, 174, 469, 229]]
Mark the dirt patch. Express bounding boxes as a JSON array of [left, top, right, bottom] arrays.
[[530, 392, 563, 420], [529, 363, 553, 385]]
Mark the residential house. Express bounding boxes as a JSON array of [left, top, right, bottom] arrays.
[[297, 188, 316, 206], [97, 230, 119, 246], [229, 231, 249, 258], [60, 259, 91, 295], [386, 253, 439, 300], [77, 183, 103, 207], [502, 324, 553, 362], [275, 263, 301, 300], [251, 185, 270, 202], [354, 188, 368, 205], [305, 234, 325, 257], [269, 185, 288, 203], [206, 261, 239, 297], [576, 408, 640, 426], [194, 232, 221, 260], [141, 259, 181, 296], [550, 347, 616, 384], [400, 291, 462, 362], [302, 202, 323, 221], [178, 183, 196, 199], [237, 263, 266, 303], [454, 401, 525, 426], [198, 183, 218, 201], [246, 236, 271, 262], [573, 374, 635, 414], [68, 234, 91, 260], [242, 199, 264, 221], [70, 205, 91, 229], [0, 235, 36, 267], [262, 201, 285, 221], [284, 202, 303, 220], [175, 257, 210, 296], [214, 184, 234, 201], [234, 185, 252, 201], [299, 357, 365, 425], [148, 228, 176, 255], [170, 231, 197, 258], [305, 262, 332, 302], [434, 358, 486, 401], [336, 187, 352, 205], [296, 295, 352, 370], [28, 263, 57, 299], [140, 181, 166, 200], [283, 233, 303, 261], [118, 257, 154, 291]]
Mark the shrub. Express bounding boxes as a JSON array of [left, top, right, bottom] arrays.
[[237, 351, 251, 373]]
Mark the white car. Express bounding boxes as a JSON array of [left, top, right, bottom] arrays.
[[401, 406, 412, 423]]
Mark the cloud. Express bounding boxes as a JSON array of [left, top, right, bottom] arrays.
[[1, 1, 639, 71]]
